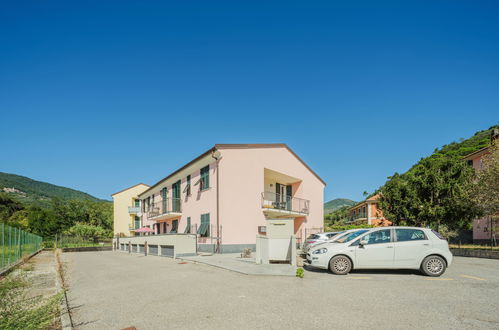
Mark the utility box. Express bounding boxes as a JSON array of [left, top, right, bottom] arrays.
[[256, 218, 296, 265]]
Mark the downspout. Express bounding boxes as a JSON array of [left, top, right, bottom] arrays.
[[211, 149, 221, 253]]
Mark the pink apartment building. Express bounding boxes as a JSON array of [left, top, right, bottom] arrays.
[[118, 144, 325, 253]]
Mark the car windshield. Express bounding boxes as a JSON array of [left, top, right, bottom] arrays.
[[334, 230, 369, 243], [307, 234, 320, 240]]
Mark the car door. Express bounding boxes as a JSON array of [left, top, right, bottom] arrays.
[[354, 229, 394, 269], [393, 229, 432, 267]]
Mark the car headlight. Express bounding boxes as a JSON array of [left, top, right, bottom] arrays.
[[312, 248, 327, 254]]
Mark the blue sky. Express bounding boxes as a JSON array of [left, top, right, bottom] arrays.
[[1, 1, 498, 202]]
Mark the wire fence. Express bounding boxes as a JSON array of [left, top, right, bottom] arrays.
[[0, 223, 43, 272]]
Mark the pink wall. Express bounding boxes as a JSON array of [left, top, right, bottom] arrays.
[[218, 147, 325, 245]]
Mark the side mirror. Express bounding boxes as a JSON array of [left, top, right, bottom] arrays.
[[359, 240, 368, 246]]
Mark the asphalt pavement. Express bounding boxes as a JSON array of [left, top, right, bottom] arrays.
[[62, 251, 499, 330]]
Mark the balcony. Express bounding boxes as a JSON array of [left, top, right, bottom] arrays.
[[261, 191, 310, 217], [128, 207, 141, 214], [147, 198, 182, 221]]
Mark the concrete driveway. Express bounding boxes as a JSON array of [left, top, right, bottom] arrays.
[[62, 251, 499, 330]]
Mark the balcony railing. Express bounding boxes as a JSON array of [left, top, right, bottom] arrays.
[[128, 207, 141, 214], [129, 221, 141, 230], [261, 191, 310, 215], [147, 198, 182, 219]]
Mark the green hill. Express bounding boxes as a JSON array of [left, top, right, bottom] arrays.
[[0, 172, 106, 205], [324, 198, 356, 214]]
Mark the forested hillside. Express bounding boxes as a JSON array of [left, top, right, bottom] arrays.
[[0, 172, 106, 205], [378, 124, 498, 232], [0, 172, 112, 239], [324, 198, 356, 214]]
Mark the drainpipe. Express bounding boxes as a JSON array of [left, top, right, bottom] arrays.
[[211, 149, 221, 253]]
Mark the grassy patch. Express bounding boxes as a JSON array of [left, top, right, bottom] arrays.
[[0, 269, 62, 329]]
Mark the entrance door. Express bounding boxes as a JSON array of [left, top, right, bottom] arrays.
[[172, 180, 181, 212], [275, 183, 292, 210]]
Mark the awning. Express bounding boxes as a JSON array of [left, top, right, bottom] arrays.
[[135, 227, 154, 233]]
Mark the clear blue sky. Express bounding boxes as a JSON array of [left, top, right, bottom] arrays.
[[1, 1, 498, 202]]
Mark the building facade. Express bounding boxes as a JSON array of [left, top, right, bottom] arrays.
[[348, 194, 390, 226], [112, 183, 150, 237], [113, 144, 325, 253], [463, 129, 499, 243]]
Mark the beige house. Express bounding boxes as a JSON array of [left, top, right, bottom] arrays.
[[112, 183, 149, 236]]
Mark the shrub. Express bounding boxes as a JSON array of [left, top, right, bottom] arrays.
[[296, 267, 305, 278]]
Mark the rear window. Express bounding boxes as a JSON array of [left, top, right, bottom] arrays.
[[432, 230, 446, 240], [307, 234, 320, 240]]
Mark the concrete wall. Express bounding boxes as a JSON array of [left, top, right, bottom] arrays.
[[112, 184, 149, 236], [450, 248, 499, 260], [114, 234, 197, 257]]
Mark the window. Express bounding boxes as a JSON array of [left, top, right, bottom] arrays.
[[200, 166, 210, 190], [359, 229, 391, 245], [134, 199, 140, 208], [151, 194, 155, 208], [184, 175, 191, 195], [147, 197, 151, 211], [395, 229, 426, 242], [197, 213, 210, 237], [163, 222, 167, 234], [184, 217, 191, 234], [171, 220, 178, 233]]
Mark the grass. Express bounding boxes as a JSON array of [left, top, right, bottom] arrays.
[[449, 244, 499, 251], [0, 266, 62, 329]]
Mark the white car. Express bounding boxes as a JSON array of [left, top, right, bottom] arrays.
[[302, 231, 344, 254], [302, 229, 367, 254], [306, 227, 453, 277]]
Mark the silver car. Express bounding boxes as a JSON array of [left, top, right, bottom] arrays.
[[302, 232, 343, 254]]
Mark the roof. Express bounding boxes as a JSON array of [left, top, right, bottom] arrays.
[[215, 144, 326, 185], [350, 194, 381, 210], [111, 183, 150, 197], [139, 144, 326, 197], [462, 146, 490, 161]]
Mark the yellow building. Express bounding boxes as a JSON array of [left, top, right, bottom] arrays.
[[112, 183, 150, 237]]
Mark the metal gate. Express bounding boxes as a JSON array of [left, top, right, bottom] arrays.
[[149, 245, 158, 255], [160, 245, 174, 257], [133, 244, 139, 253], [138, 244, 145, 253]]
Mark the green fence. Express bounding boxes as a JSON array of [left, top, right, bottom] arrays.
[[0, 223, 43, 272]]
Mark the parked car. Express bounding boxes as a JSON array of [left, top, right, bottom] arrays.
[[302, 229, 367, 255], [302, 232, 343, 254], [305, 227, 452, 277]]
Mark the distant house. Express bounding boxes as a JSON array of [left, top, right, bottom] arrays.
[[112, 183, 150, 237], [348, 194, 391, 226], [463, 129, 499, 244]]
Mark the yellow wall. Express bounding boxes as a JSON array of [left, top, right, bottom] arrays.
[[112, 184, 149, 236]]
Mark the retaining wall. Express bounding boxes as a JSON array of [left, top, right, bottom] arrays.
[[450, 248, 499, 260]]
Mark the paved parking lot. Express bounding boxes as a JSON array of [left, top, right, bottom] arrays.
[[62, 251, 499, 330]]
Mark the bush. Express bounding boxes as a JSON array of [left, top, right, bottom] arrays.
[[296, 267, 305, 278], [325, 224, 373, 232]]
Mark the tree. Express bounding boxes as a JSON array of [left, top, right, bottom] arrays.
[[65, 223, 110, 241], [379, 155, 481, 230]]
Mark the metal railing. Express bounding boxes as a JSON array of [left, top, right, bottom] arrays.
[[1, 223, 43, 271], [128, 207, 141, 214], [148, 198, 182, 218], [261, 191, 310, 215]]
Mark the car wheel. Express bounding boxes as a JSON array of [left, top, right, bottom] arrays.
[[329, 255, 352, 275], [421, 255, 446, 277]]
